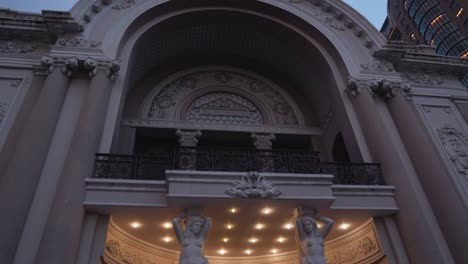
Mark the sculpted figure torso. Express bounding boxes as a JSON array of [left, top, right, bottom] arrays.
[[173, 213, 211, 264], [295, 215, 334, 264]]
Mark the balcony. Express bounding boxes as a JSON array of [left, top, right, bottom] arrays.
[[93, 147, 384, 185]]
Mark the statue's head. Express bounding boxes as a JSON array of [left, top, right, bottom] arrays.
[[301, 216, 318, 235], [185, 216, 204, 237]]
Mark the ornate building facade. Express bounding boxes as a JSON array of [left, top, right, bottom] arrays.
[[0, 0, 467, 264]]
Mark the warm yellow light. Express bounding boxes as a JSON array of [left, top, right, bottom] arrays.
[[162, 222, 172, 229], [430, 14, 443, 26], [339, 223, 351, 230], [244, 249, 253, 255], [130, 221, 141, 229], [229, 208, 238, 213], [261, 207, 273, 215], [248, 237, 259, 243], [222, 237, 230, 243], [162, 236, 172, 243], [461, 52, 468, 59], [283, 223, 294, 230], [254, 223, 265, 230], [218, 249, 227, 255], [317, 223, 323, 228], [456, 8, 463, 18], [226, 224, 234, 230], [270, 248, 279, 254], [276, 237, 286, 243]]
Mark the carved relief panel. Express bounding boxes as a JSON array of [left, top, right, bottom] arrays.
[[417, 99, 468, 191], [142, 67, 303, 127]]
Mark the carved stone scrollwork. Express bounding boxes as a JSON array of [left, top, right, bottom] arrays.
[[41, 56, 55, 75], [176, 129, 202, 147], [105, 60, 121, 81], [361, 62, 395, 72], [56, 37, 102, 48], [369, 80, 397, 100], [112, 0, 137, 10], [0, 41, 37, 54], [405, 74, 444, 86], [251, 133, 276, 150], [437, 124, 468, 175], [225, 171, 282, 199], [105, 240, 156, 264]]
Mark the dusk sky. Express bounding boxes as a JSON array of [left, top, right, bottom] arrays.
[[0, 0, 388, 29]]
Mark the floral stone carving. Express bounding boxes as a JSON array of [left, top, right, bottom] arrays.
[[437, 124, 468, 175], [225, 171, 281, 199], [113, 0, 137, 10], [56, 37, 102, 48], [144, 68, 300, 126], [105, 239, 156, 264], [0, 41, 36, 54]]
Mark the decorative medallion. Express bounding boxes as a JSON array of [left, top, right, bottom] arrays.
[[225, 171, 282, 199]]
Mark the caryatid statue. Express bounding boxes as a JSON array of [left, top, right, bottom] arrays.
[[294, 210, 335, 264], [172, 210, 212, 264]]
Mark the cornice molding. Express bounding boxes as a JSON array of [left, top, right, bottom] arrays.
[[374, 42, 468, 77]]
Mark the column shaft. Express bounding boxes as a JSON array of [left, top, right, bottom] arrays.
[[37, 70, 112, 263], [350, 89, 454, 263], [13, 79, 87, 264], [0, 69, 69, 263], [387, 93, 468, 264]]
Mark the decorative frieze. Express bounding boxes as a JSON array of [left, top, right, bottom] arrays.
[[361, 62, 395, 72], [56, 37, 102, 48], [113, 0, 137, 10], [225, 171, 282, 199], [405, 74, 444, 86], [0, 41, 37, 54]]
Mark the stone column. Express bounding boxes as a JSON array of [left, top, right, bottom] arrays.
[[251, 133, 275, 172], [76, 214, 109, 264], [36, 61, 119, 264], [384, 85, 468, 264], [0, 56, 70, 264], [13, 78, 88, 264], [345, 77, 455, 264], [176, 129, 202, 170]]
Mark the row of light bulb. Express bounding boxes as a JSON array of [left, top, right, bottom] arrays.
[[217, 248, 280, 255]]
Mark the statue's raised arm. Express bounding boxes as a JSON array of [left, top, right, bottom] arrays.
[[172, 211, 211, 264]]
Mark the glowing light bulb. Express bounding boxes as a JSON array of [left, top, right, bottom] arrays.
[[283, 223, 294, 230], [162, 236, 172, 243], [226, 224, 234, 230], [276, 237, 286, 243], [245, 249, 252, 255], [130, 222, 141, 229], [317, 223, 323, 228], [254, 223, 265, 230], [261, 207, 273, 215], [229, 208, 238, 213], [271, 248, 279, 254], [339, 223, 351, 230], [248, 237, 259, 243], [162, 222, 172, 229], [218, 249, 227, 255], [222, 237, 229, 243]]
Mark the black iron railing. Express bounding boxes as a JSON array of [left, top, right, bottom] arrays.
[[94, 147, 384, 185]]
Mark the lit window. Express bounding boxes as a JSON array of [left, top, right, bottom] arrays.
[[461, 52, 468, 59], [431, 14, 444, 26], [456, 8, 463, 18]]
